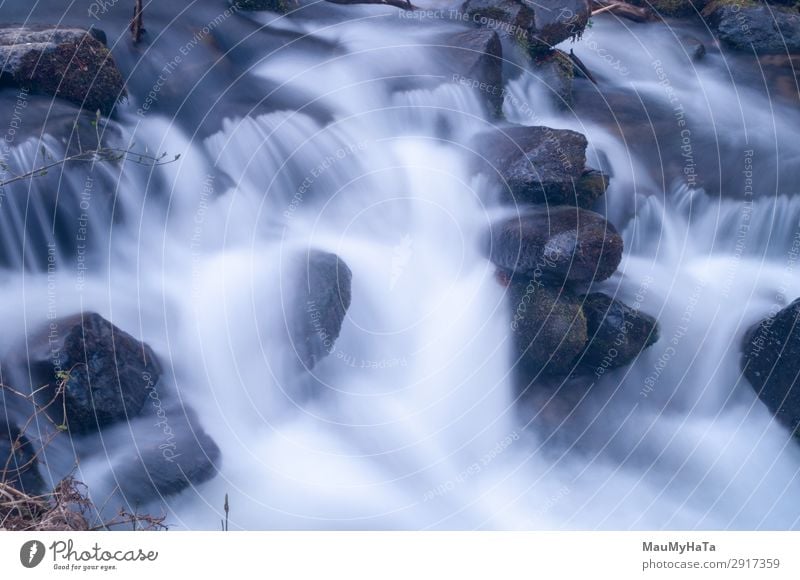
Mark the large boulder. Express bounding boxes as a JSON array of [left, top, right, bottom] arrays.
[[0, 421, 45, 495], [25, 313, 161, 435], [475, 125, 606, 207], [702, 0, 800, 54], [578, 293, 659, 374], [0, 26, 125, 115], [486, 206, 623, 283], [289, 250, 353, 369], [441, 29, 504, 116], [462, 0, 590, 54], [508, 282, 587, 376], [742, 298, 800, 435]]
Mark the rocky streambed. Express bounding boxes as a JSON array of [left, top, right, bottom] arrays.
[[0, 0, 799, 529]]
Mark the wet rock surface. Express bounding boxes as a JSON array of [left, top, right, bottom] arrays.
[[109, 405, 221, 504], [289, 250, 353, 369], [462, 0, 590, 53], [508, 282, 588, 376], [578, 292, 660, 374], [0, 26, 125, 115], [742, 298, 800, 435], [703, 0, 800, 54], [439, 29, 504, 116], [25, 312, 161, 435], [487, 206, 624, 283], [475, 125, 606, 207]]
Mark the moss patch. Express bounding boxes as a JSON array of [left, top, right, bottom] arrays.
[[16, 35, 125, 116], [232, 0, 289, 11]]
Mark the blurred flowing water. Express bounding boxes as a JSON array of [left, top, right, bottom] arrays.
[[0, 1, 799, 529]]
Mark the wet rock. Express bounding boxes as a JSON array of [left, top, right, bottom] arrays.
[[475, 125, 605, 206], [742, 298, 800, 435], [487, 206, 623, 283], [683, 36, 707, 60], [462, 0, 590, 54], [578, 293, 659, 374], [702, 0, 800, 54], [0, 421, 45, 495], [231, 0, 289, 10], [533, 0, 591, 49], [574, 169, 609, 208], [509, 282, 587, 376], [0, 26, 125, 115], [462, 0, 536, 42], [290, 250, 353, 369], [531, 49, 575, 108], [758, 54, 800, 103], [111, 405, 220, 504], [25, 313, 161, 435], [440, 29, 504, 116]]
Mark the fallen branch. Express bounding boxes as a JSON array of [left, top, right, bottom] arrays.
[[591, 0, 654, 22], [0, 112, 180, 189], [325, 0, 417, 11], [130, 0, 145, 44], [1, 382, 168, 531]]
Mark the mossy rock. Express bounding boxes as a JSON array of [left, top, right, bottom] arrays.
[[702, 0, 800, 53], [508, 282, 588, 377], [232, 0, 290, 11], [0, 26, 125, 115], [628, 0, 706, 16], [578, 293, 659, 374], [531, 49, 575, 109], [575, 169, 609, 208]]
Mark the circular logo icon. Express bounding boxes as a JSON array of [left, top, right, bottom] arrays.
[[19, 540, 46, 568]]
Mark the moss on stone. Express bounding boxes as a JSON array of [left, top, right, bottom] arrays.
[[16, 36, 125, 116], [232, 0, 290, 12]]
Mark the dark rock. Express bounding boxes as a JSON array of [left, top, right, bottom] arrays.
[[531, 49, 574, 108], [702, 0, 800, 54], [508, 282, 587, 376], [462, 0, 590, 54], [533, 0, 592, 49], [476, 125, 607, 206], [462, 0, 536, 42], [574, 169, 609, 208], [441, 29, 504, 116], [290, 250, 353, 369], [0, 421, 45, 495], [684, 36, 707, 60], [0, 26, 125, 115], [111, 405, 220, 504], [232, 0, 288, 10], [26, 313, 161, 435], [486, 206, 623, 283], [578, 293, 659, 374], [742, 298, 800, 435]]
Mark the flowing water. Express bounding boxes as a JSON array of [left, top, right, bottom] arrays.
[[1, 1, 800, 529]]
